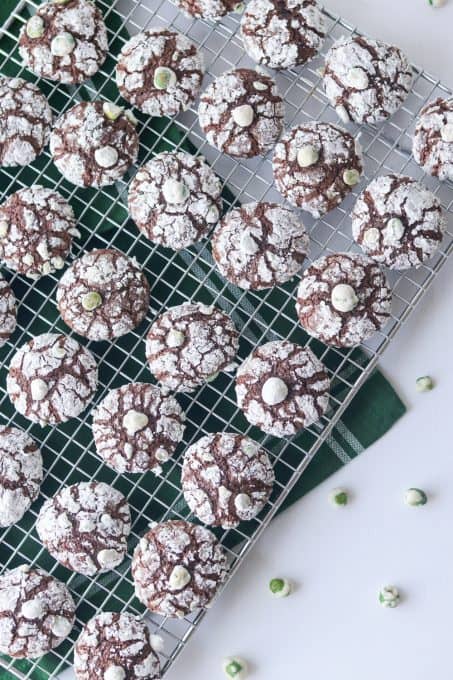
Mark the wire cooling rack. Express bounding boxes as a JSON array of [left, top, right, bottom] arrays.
[[0, 0, 452, 678]]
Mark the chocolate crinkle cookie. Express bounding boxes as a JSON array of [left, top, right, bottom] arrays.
[[0, 185, 79, 279], [273, 121, 363, 216], [0, 426, 42, 528], [0, 565, 75, 659], [240, 0, 325, 70], [413, 97, 453, 181], [212, 202, 309, 289], [92, 382, 186, 475], [174, 0, 239, 20], [36, 481, 131, 576], [182, 433, 274, 529], [56, 249, 150, 341], [296, 252, 392, 347], [116, 28, 204, 118], [7, 332, 98, 426], [128, 151, 222, 251], [146, 302, 239, 393], [19, 0, 108, 84], [50, 100, 139, 188], [352, 174, 447, 270], [132, 520, 228, 618], [0, 76, 52, 168], [235, 340, 330, 437], [323, 35, 413, 125], [74, 612, 161, 680], [199, 68, 285, 158], [0, 274, 16, 348]]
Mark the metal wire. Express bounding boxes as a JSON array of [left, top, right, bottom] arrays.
[[0, 0, 452, 678]]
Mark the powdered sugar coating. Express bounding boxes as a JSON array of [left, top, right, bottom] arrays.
[[296, 252, 392, 347], [19, 0, 108, 84], [273, 122, 363, 217], [74, 612, 161, 680], [352, 174, 447, 270], [36, 481, 131, 576], [323, 35, 413, 125], [0, 275, 16, 348], [199, 68, 284, 158], [128, 151, 222, 250], [0, 426, 42, 528], [116, 28, 204, 117], [0, 565, 75, 659], [240, 0, 325, 70], [413, 97, 453, 181], [146, 302, 239, 393], [50, 101, 139, 188], [212, 202, 308, 289], [0, 76, 52, 167], [0, 185, 79, 279], [132, 520, 228, 618], [174, 0, 238, 20], [7, 333, 98, 426], [56, 249, 150, 341], [182, 433, 274, 528]]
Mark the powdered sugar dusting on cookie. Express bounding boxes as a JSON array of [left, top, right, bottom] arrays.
[[413, 97, 453, 181], [0, 275, 16, 347], [174, 0, 238, 20]]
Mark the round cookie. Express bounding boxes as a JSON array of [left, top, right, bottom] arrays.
[[92, 382, 186, 475], [0, 185, 79, 279], [181, 433, 274, 529], [212, 202, 309, 289], [0, 76, 52, 167], [240, 0, 326, 70], [132, 520, 228, 618], [56, 249, 150, 341], [146, 302, 239, 393], [413, 97, 453, 181], [128, 151, 222, 251], [173, 0, 239, 20], [36, 481, 131, 576], [7, 333, 98, 426], [323, 35, 413, 125], [272, 121, 363, 217], [116, 28, 204, 118], [0, 565, 75, 659], [74, 612, 161, 680], [0, 426, 43, 528], [351, 174, 447, 270], [296, 252, 392, 347], [198, 68, 285, 158], [235, 340, 330, 437], [19, 0, 108, 85], [0, 274, 16, 348], [50, 101, 139, 188]]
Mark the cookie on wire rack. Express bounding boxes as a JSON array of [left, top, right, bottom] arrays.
[[0, 273, 16, 348], [174, 0, 241, 20], [413, 96, 453, 182]]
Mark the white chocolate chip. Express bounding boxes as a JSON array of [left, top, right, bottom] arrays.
[[347, 66, 369, 90], [155, 448, 169, 462], [30, 378, 48, 401], [166, 329, 185, 347], [385, 217, 405, 244], [297, 144, 319, 168], [51, 616, 73, 638], [206, 205, 219, 224], [0, 221, 8, 237], [123, 409, 148, 436], [343, 168, 360, 186], [232, 104, 254, 127], [97, 548, 122, 569], [240, 230, 259, 255], [169, 565, 191, 590], [41, 262, 52, 275], [440, 123, 453, 143], [104, 666, 126, 680], [124, 443, 134, 458], [95, 146, 119, 168], [21, 598, 44, 620], [124, 109, 138, 126], [253, 81, 268, 91], [103, 102, 124, 121], [331, 283, 358, 312], [262, 377, 288, 406], [52, 345, 66, 358], [153, 66, 177, 90], [51, 256, 65, 270], [51, 32, 75, 57], [234, 493, 252, 512], [162, 178, 189, 204], [363, 227, 380, 248], [26, 15, 44, 38], [150, 634, 165, 653]]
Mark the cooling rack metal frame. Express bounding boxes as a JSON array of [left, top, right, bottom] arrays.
[[0, 0, 452, 678]]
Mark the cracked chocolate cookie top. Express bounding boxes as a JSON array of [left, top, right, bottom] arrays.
[[0, 275, 16, 348], [199, 68, 285, 158], [7, 333, 98, 426], [323, 35, 413, 125], [240, 0, 326, 70], [132, 520, 228, 618], [146, 302, 239, 393], [296, 252, 392, 347], [128, 151, 222, 251], [92, 382, 186, 475], [174, 0, 239, 20], [0, 76, 52, 168], [116, 28, 204, 118], [0, 185, 79, 279], [36, 481, 131, 576], [182, 433, 274, 529], [74, 612, 161, 680], [19, 0, 108, 85], [413, 97, 453, 182], [0, 565, 75, 659], [235, 340, 330, 437], [273, 121, 363, 217], [212, 202, 309, 289], [56, 249, 150, 341], [50, 101, 139, 188], [352, 174, 447, 270], [0, 426, 43, 528]]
